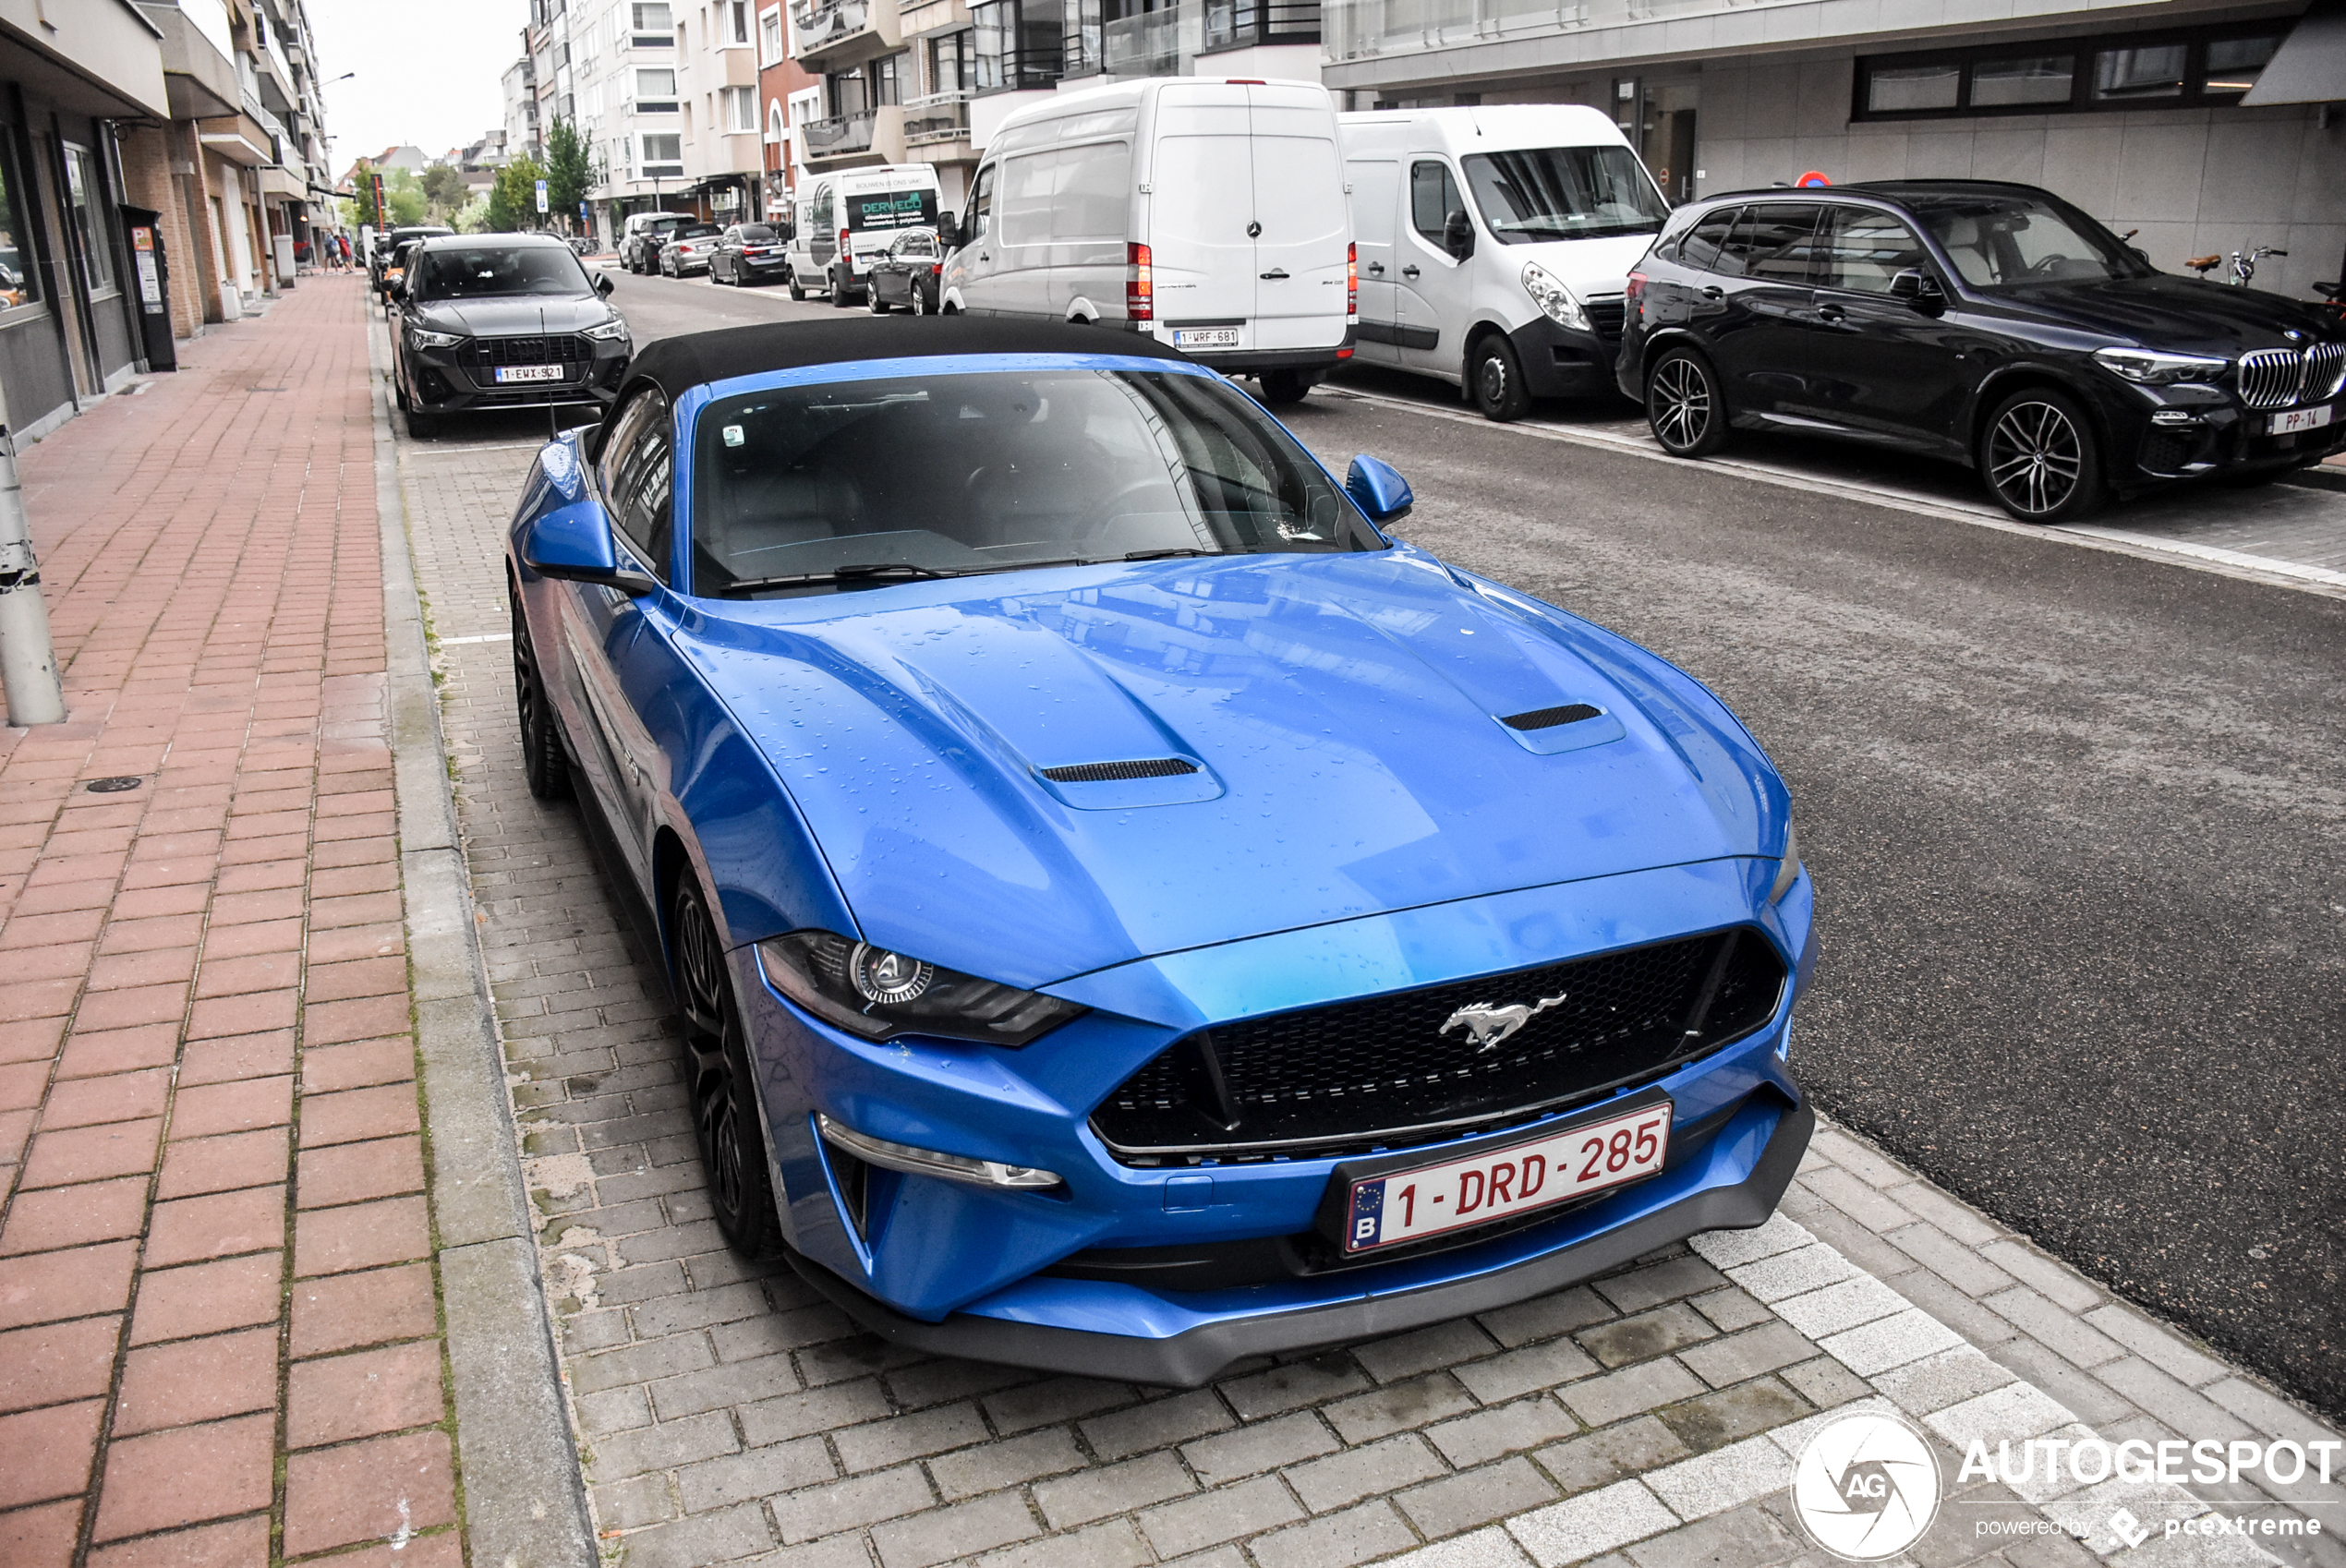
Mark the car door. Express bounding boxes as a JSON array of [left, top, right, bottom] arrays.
[[1397, 158, 1474, 379], [1795, 203, 1971, 452], [1145, 87, 1257, 341], [950, 163, 1000, 309], [562, 391, 673, 886], [809, 184, 838, 278], [1705, 202, 1826, 417], [1348, 156, 1402, 365]]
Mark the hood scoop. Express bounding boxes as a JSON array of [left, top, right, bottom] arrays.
[[1502, 704, 1602, 731], [1034, 754, 1222, 810], [1497, 701, 1626, 757], [1041, 758, 1200, 783]]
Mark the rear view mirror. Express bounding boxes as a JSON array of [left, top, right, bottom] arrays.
[[594, 271, 615, 297], [1443, 208, 1475, 262], [1346, 455, 1414, 524], [937, 212, 961, 250], [1888, 268, 1944, 309], [522, 502, 656, 596]]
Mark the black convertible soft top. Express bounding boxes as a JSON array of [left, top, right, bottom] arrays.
[[598, 318, 1192, 453]]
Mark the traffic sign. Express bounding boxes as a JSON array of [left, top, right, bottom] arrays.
[[536, 178, 549, 214]]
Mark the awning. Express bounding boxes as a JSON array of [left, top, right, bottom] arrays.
[[2243, 0, 2346, 105]]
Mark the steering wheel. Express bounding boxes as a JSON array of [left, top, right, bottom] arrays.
[[2024, 254, 2074, 278]]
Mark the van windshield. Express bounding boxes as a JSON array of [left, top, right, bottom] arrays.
[[1463, 148, 1670, 243], [846, 189, 938, 233]]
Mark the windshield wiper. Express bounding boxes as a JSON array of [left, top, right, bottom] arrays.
[[721, 562, 959, 594], [1122, 547, 1226, 561]]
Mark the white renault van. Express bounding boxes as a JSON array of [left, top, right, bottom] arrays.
[[1340, 105, 1669, 420], [788, 164, 943, 306], [941, 78, 1353, 404]]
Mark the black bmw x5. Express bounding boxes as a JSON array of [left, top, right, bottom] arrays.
[[1615, 180, 2346, 522]]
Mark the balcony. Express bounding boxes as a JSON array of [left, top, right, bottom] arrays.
[[802, 103, 907, 165], [792, 0, 901, 69], [902, 90, 970, 145], [1063, 0, 1317, 77]]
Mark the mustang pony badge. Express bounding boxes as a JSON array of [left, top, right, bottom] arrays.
[[1441, 994, 1567, 1053]]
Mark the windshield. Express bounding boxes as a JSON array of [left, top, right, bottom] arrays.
[[639, 216, 686, 235], [675, 225, 720, 241], [691, 369, 1384, 597], [846, 190, 938, 233], [411, 245, 592, 299], [737, 224, 776, 241], [1911, 194, 2152, 287], [1463, 147, 1670, 243]]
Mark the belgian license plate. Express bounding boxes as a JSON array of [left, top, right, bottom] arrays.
[[1340, 1100, 1673, 1254], [2269, 404, 2334, 436], [495, 365, 563, 384], [1173, 327, 1240, 348]]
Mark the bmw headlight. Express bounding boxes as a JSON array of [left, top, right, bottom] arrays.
[[1521, 262, 1591, 332], [406, 325, 464, 350], [581, 318, 631, 343], [2092, 346, 2227, 385], [755, 931, 1086, 1047], [1769, 821, 1802, 904]]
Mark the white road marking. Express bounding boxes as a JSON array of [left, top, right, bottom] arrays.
[[438, 632, 514, 645]]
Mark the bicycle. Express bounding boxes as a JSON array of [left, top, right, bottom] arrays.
[[2183, 246, 2286, 287]]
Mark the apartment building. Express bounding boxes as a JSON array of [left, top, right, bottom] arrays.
[[757, 1, 818, 220], [504, 54, 541, 159], [675, 0, 768, 221], [1320, 0, 2345, 296]]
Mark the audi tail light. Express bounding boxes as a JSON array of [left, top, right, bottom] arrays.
[[1348, 243, 1358, 319], [1127, 242, 1153, 322]]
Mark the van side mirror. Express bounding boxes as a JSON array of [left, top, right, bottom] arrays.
[[522, 502, 657, 596], [593, 271, 615, 297], [1888, 268, 1943, 309], [1443, 208, 1475, 261], [1345, 454, 1414, 524], [937, 212, 960, 250]]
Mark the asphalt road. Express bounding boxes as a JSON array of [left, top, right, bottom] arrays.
[[467, 265, 2346, 1415]]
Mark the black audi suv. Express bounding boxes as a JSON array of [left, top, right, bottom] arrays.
[[390, 235, 632, 437], [1615, 181, 2346, 521]]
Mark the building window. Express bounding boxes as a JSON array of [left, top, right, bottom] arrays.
[[1856, 24, 2288, 118], [724, 85, 758, 131], [928, 30, 974, 94], [61, 144, 115, 297], [640, 132, 683, 175], [760, 6, 784, 62], [972, 0, 1062, 92], [728, 0, 751, 43], [0, 128, 39, 309], [874, 53, 902, 106], [768, 100, 786, 143], [636, 66, 679, 110]]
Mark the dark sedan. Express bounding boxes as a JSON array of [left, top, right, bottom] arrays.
[[658, 224, 723, 278], [1616, 180, 2346, 522], [865, 227, 943, 315], [390, 235, 632, 437], [710, 223, 791, 287]]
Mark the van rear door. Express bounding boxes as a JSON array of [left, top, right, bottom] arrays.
[[1346, 156, 1400, 362], [1145, 83, 1256, 344], [1245, 86, 1348, 351]]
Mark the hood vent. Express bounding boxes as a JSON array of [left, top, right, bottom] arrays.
[[1040, 758, 1201, 784], [1502, 704, 1603, 732]]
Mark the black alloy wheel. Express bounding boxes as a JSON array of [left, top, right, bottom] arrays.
[[1981, 386, 2104, 523], [1471, 336, 1530, 423], [670, 879, 783, 1257], [1646, 347, 1729, 457], [510, 593, 570, 800]]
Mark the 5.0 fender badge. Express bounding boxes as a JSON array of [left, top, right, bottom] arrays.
[[1441, 994, 1566, 1054]]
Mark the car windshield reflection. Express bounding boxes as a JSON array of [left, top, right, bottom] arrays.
[[1908, 195, 2151, 288]]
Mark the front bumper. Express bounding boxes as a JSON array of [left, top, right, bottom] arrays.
[[2112, 382, 2346, 483], [405, 340, 630, 413], [1508, 316, 1622, 400]]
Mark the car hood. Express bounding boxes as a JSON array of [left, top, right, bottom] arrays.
[[408, 296, 611, 335], [1978, 274, 2340, 354], [671, 548, 1784, 989]]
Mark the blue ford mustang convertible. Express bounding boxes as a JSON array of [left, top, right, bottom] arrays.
[[507, 319, 1817, 1386]]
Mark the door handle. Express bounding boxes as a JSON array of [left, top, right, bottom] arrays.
[[1401, 265, 1421, 279], [1817, 302, 1847, 321], [1700, 286, 1723, 299], [1367, 261, 1385, 275], [1259, 268, 1289, 281], [979, 251, 990, 261]]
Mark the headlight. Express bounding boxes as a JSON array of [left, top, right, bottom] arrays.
[[755, 931, 1086, 1047], [1521, 262, 1591, 332], [581, 318, 630, 343], [405, 325, 463, 350], [1769, 821, 1802, 904], [2092, 346, 2228, 385]]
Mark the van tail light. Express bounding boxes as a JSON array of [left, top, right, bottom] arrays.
[[839, 227, 852, 259], [1625, 271, 1648, 306], [1347, 243, 1358, 320], [1127, 241, 1153, 322]]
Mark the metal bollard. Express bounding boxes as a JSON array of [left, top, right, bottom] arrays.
[[0, 423, 66, 727]]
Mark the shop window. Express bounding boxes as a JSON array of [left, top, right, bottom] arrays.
[[1857, 24, 2295, 118], [1971, 55, 2073, 106], [0, 129, 38, 309], [62, 144, 115, 297], [2092, 43, 2185, 101], [2201, 34, 2280, 96], [1865, 62, 1958, 114]]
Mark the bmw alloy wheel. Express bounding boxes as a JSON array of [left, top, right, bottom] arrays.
[[1987, 398, 2085, 519], [1650, 355, 1713, 453]]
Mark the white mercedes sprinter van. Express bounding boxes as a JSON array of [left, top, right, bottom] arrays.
[[788, 164, 943, 306], [1340, 105, 1669, 420], [941, 78, 1354, 404]]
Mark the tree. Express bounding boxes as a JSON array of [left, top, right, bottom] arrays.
[[349, 160, 381, 227], [544, 118, 599, 227], [486, 155, 547, 233], [383, 167, 428, 226], [453, 195, 491, 234], [420, 164, 468, 223]]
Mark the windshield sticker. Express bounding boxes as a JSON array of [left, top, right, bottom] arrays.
[[723, 425, 745, 447]]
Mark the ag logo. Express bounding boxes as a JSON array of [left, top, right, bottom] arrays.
[[1788, 1411, 1942, 1562]]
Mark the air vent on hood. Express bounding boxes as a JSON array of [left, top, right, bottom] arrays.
[[1039, 758, 1201, 784], [1501, 704, 1603, 732]]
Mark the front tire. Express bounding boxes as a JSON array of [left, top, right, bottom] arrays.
[[511, 594, 570, 800], [911, 284, 929, 317], [1470, 336, 1531, 423], [788, 269, 805, 301], [1259, 368, 1311, 405], [1981, 386, 2105, 523], [669, 879, 783, 1259], [1645, 346, 1730, 457]]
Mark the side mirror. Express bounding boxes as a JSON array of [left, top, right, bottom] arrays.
[[594, 271, 615, 297], [937, 212, 960, 251], [1345, 454, 1414, 524], [1888, 268, 1943, 308], [2129, 246, 2150, 265], [521, 502, 657, 596], [1443, 208, 1475, 262]]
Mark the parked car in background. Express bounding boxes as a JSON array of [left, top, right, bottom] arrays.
[[505, 316, 1814, 1385], [943, 78, 1355, 405], [659, 225, 724, 278], [865, 228, 943, 314], [388, 234, 631, 438], [1615, 180, 2346, 523], [788, 164, 942, 306], [711, 223, 791, 287], [620, 212, 692, 273], [1342, 106, 1667, 422], [373, 224, 453, 301]]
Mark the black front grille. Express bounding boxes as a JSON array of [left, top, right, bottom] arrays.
[[456, 333, 593, 371], [1586, 298, 1626, 341], [1040, 758, 1198, 783], [1093, 928, 1786, 1163]]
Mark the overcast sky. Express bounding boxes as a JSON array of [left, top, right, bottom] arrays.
[[309, 0, 522, 175]]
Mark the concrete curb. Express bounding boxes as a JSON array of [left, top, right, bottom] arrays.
[[369, 313, 599, 1568]]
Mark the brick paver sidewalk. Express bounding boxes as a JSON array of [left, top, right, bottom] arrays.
[[0, 278, 463, 1565]]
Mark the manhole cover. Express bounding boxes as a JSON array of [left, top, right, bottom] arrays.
[[85, 776, 143, 793]]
